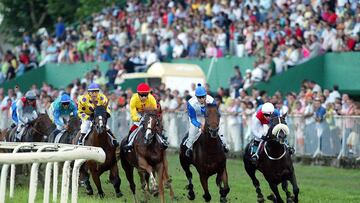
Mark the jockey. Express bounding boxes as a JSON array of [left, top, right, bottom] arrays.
[[11, 91, 39, 141], [49, 94, 77, 142], [123, 83, 168, 151], [77, 83, 118, 146], [184, 84, 228, 157], [250, 102, 294, 162]]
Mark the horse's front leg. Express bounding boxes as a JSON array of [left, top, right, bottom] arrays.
[[89, 163, 105, 198], [109, 160, 123, 198], [156, 162, 165, 203], [218, 168, 230, 203], [268, 182, 284, 203], [290, 173, 299, 203], [200, 175, 211, 202], [281, 181, 292, 203], [244, 161, 264, 202]]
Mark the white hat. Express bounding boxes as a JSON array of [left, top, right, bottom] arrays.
[[246, 69, 251, 73]]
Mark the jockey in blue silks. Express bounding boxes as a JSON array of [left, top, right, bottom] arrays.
[[49, 93, 77, 142], [183, 83, 228, 157]]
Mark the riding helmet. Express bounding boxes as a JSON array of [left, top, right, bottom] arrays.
[[25, 91, 36, 100], [87, 83, 100, 92], [262, 102, 275, 114], [195, 83, 206, 97], [137, 83, 151, 93]]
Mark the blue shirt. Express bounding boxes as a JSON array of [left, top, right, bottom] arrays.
[[315, 106, 326, 121], [187, 95, 215, 128], [53, 98, 77, 126], [55, 22, 65, 38]]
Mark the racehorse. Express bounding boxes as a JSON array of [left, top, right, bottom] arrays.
[[7, 113, 55, 142], [120, 110, 174, 203], [75, 106, 122, 198], [179, 103, 230, 203], [243, 114, 299, 203], [49, 116, 81, 144]]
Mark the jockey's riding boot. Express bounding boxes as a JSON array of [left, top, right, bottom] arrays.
[[10, 123, 16, 129], [78, 133, 86, 145], [51, 129, 61, 142], [185, 147, 193, 157], [107, 130, 119, 147], [251, 140, 260, 163], [223, 145, 229, 153], [160, 134, 169, 149], [288, 146, 295, 155], [284, 140, 295, 155]]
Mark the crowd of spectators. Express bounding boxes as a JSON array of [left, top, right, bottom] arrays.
[[1, 0, 360, 84], [0, 64, 359, 153]]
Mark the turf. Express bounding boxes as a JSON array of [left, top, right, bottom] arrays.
[[6, 153, 360, 203]]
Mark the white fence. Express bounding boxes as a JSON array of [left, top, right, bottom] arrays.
[[0, 142, 105, 203], [109, 111, 360, 159]]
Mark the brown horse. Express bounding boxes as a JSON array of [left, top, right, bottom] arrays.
[[75, 106, 122, 198], [243, 114, 299, 203], [120, 110, 174, 203], [7, 114, 55, 142], [179, 103, 230, 203]]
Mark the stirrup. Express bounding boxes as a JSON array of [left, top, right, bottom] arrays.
[[251, 153, 259, 163], [185, 148, 192, 157]]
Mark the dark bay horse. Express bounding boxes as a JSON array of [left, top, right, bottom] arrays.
[[120, 110, 174, 203], [49, 116, 81, 144], [179, 103, 230, 203], [76, 106, 122, 198], [7, 114, 55, 142], [243, 114, 299, 203]]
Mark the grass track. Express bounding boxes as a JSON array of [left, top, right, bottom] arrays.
[[8, 153, 360, 203]]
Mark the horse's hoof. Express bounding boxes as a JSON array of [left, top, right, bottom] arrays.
[[220, 196, 227, 203], [116, 191, 123, 198], [203, 194, 211, 202], [287, 197, 293, 203], [152, 190, 159, 197], [86, 190, 93, 195], [99, 193, 105, 199], [257, 196, 265, 203], [267, 194, 275, 202], [187, 190, 195, 200]]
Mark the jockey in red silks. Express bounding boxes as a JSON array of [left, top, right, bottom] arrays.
[[250, 102, 294, 162]]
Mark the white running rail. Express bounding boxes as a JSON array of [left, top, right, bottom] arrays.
[[0, 142, 105, 203]]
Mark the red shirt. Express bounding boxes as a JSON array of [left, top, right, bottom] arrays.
[[328, 13, 337, 25], [256, 110, 269, 125], [347, 38, 356, 50]]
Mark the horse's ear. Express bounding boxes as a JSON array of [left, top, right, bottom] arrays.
[[282, 112, 288, 119]]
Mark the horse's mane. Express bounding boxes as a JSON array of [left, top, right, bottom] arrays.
[[94, 106, 107, 117], [268, 116, 289, 136]]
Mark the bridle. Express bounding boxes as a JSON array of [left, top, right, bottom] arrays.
[[264, 116, 289, 161]]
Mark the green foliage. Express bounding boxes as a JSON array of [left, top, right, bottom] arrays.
[[8, 154, 360, 203], [76, 0, 112, 20], [0, 0, 123, 43]]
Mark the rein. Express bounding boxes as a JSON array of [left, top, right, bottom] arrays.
[[263, 141, 287, 160]]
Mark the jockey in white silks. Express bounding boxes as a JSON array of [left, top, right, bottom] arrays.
[[183, 83, 229, 157]]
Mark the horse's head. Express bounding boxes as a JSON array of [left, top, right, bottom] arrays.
[[204, 103, 220, 138], [30, 114, 55, 142], [268, 113, 289, 144], [93, 106, 108, 134], [142, 110, 160, 143]]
